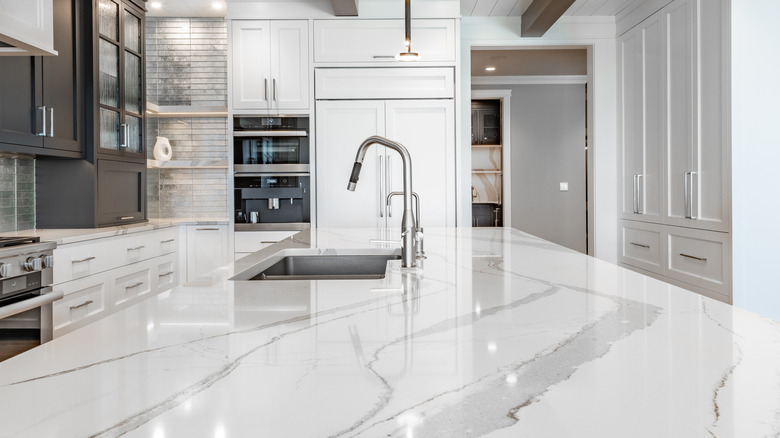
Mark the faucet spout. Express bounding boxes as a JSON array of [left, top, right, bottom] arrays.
[[346, 135, 417, 268]]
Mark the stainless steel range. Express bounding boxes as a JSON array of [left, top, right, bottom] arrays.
[[0, 237, 61, 362]]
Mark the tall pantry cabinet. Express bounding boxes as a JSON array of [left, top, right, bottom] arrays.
[[617, 0, 730, 302]]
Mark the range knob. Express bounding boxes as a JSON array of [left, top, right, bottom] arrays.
[[23, 257, 42, 272], [39, 254, 53, 269], [0, 263, 9, 278]]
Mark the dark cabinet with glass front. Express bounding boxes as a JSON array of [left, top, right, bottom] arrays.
[[94, 0, 145, 161]]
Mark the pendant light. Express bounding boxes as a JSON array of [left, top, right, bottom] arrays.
[[396, 0, 419, 61]]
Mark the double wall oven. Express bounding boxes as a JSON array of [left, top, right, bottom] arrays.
[[0, 237, 61, 362], [234, 116, 311, 231]]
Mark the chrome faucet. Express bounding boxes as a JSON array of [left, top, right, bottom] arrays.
[[347, 135, 417, 268], [387, 191, 424, 258]]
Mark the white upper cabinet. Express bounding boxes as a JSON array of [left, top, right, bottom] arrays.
[[313, 19, 456, 64], [618, 14, 663, 222], [231, 20, 309, 112], [0, 0, 56, 56]]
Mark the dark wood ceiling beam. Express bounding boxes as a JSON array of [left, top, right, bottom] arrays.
[[521, 0, 576, 37], [331, 0, 359, 16]]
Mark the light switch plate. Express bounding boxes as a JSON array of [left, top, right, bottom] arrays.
[[560, 182, 569, 191]]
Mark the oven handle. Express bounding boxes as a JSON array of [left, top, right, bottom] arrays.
[[0, 287, 63, 320], [233, 131, 308, 137], [234, 172, 310, 177]]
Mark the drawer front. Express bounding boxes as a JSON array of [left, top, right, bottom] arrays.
[[154, 253, 177, 293], [154, 228, 178, 256], [234, 231, 297, 254], [110, 259, 154, 307], [666, 228, 729, 295], [53, 272, 110, 333], [619, 221, 663, 274], [53, 240, 111, 284], [315, 67, 455, 99], [109, 232, 157, 269], [314, 19, 456, 63]]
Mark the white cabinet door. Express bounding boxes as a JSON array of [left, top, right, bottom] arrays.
[[313, 19, 456, 63], [315, 100, 386, 228], [270, 20, 309, 110], [618, 15, 663, 222], [186, 225, 229, 282], [232, 20, 272, 110], [385, 99, 456, 227]]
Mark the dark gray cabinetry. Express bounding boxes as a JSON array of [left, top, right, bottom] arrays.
[[96, 160, 145, 225], [471, 100, 500, 145], [0, 0, 83, 157]]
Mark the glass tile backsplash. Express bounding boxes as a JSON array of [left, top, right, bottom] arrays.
[[0, 157, 35, 233]]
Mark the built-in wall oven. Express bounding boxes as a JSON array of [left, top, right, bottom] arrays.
[[234, 116, 311, 231], [0, 237, 61, 362]]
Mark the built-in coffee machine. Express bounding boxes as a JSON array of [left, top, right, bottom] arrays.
[[233, 116, 311, 231]]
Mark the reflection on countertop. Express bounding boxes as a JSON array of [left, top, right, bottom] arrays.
[[0, 227, 779, 437]]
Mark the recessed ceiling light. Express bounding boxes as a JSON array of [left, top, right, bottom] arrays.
[[212, 2, 224, 9], [485, 66, 496, 72], [150, 1, 162, 8]]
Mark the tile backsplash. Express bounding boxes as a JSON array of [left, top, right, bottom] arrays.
[[0, 157, 35, 232], [145, 18, 228, 219]]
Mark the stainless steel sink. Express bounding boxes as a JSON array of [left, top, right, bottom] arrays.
[[231, 248, 402, 281]]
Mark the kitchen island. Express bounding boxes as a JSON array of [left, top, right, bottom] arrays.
[[0, 228, 778, 437]]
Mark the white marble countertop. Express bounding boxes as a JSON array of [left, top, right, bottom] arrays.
[[0, 228, 778, 437], [0, 217, 229, 245]]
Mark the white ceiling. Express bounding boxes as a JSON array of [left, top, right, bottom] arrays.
[[147, 0, 645, 18]]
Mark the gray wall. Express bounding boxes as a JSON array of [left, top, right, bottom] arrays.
[[473, 84, 587, 253], [145, 18, 228, 219], [0, 157, 35, 232]]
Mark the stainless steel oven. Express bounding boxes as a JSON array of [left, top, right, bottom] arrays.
[[0, 237, 60, 362], [233, 115, 309, 173], [234, 115, 311, 231]]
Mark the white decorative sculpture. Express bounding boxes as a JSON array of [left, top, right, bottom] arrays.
[[153, 136, 173, 161]]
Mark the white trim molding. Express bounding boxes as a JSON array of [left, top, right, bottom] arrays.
[[471, 75, 588, 85]]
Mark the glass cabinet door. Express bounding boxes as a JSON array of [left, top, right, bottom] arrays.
[[98, 0, 121, 152], [123, 8, 143, 156]]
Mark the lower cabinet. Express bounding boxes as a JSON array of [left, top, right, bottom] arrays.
[[185, 225, 229, 282], [234, 230, 297, 261], [52, 227, 180, 337], [619, 219, 731, 303]]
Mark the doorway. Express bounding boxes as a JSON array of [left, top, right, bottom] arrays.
[[470, 48, 589, 254]]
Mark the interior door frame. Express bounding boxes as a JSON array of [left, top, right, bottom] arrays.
[[470, 89, 511, 227]]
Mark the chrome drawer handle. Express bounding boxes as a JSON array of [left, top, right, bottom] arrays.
[[160, 239, 175, 243], [630, 242, 650, 249], [69, 300, 93, 310], [196, 228, 219, 231], [119, 216, 134, 220], [127, 245, 145, 251], [372, 55, 395, 59], [125, 282, 144, 289], [72, 256, 96, 264], [159, 271, 174, 277], [679, 253, 707, 262]]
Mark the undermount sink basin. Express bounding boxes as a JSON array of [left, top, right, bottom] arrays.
[[231, 248, 402, 281]]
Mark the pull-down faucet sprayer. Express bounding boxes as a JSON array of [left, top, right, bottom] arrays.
[[347, 135, 417, 268]]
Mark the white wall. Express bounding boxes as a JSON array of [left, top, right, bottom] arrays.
[[731, 0, 780, 320], [461, 16, 618, 263]]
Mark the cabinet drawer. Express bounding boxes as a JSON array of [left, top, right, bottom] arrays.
[[109, 232, 156, 268], [110, 259, 154, 308], [234, 231, 297, 254], [313, 19, 455, 63], [53, 239, 111, 284], [315, 67, 454, 99], [153, 253, 177, 293], [666, 228, 729, 295], [619, 221, 663, 274], [53, 272, 110, 334], [154, 228, 178, 256]]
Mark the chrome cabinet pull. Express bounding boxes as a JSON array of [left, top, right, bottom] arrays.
[[196, 228, 219, 231], [160, 239, 175, 243], [264, 78, 269, 101], [679, 253, 707, 262], [630, 242, 650, 249], [119, 216, 134, 220], [159, 271, 174, 277], [684, 171, 697, 219], [636, 174, 643, 214], [387, 156, 392, 218], [37, 106, 47, 136], [372, 55, 395, 59], [273, 78, 277, 101], [69, 300, 93, 310], [378, 155, 384, 218], [632, 175, 638, 213], [119, 123, 128, 148], [125, 282, 144, 289], [72, 256, 96, 264], [127, 245, 145, 251], [48, 107, 54, 137]]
